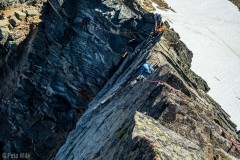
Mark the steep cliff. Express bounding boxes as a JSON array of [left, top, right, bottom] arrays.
[[55, 22, 239, 160], [0, 0, 140, 158], [0, 0, 239, 159], [55, 0, 240, 160]]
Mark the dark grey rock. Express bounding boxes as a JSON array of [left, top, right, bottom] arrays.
[[0, 0, 152, 159], [0, 0, 239, 160]]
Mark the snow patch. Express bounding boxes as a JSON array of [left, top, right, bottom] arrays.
[[153, 0, 240, 130]]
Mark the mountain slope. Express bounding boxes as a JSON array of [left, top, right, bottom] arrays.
[[55, 1, 240, 159], [160, 0, 240, 130], [0, 0, 239, 159]]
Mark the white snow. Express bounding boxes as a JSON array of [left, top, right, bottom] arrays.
[[152, 0, 240, 130]]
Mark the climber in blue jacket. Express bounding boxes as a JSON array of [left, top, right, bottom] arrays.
[[139, 63, 155, 79], [236, 130, 240, 142], [237, 130, 240, 135], [154, 13, 162, 33]]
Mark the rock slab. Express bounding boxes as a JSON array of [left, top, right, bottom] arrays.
[[9, 16, 20, 27], [15, 11, 26, 20], [27, 9, 39, 17]]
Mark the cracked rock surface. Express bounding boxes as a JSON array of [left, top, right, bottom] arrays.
[[0, 0, 239, 159]]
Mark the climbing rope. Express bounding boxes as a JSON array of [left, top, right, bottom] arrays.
[[144, 79, 187, 103], [222, 129, 240, 154], [145, 80, 240, 155]]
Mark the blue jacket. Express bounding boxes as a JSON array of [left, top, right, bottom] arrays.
[[154, 14, 162, 23], [140, 64, 154, 78]]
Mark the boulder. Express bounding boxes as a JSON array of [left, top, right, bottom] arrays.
[[9, 16, 21, 27], [8, 23, 14, 30], [27, 9, 39, 17], [15, 11, 26, 20], [0, 27, 9, 45]]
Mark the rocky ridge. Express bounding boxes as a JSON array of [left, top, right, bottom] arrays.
[[56, 0, 240, 159], [56, 25, 240, 160], [0, 0, 239, 159]]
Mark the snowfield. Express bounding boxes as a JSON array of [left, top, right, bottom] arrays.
[[153, 0, 240, 129]]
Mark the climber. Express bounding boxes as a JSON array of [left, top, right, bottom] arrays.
[[237, 130, 240, 135], [0, 12, 4, 20], [158, 22, 166, 33], [154, 13, 163, 33], [4, 36, 13, 53], [81, 17, 89, 32], [137, 63, 155, 80], [235, 130, 240, 142]]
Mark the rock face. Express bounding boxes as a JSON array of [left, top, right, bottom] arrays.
[[55, 25, 239, 159], [9, 16, 21, 27], [0, 0, 156, 159], [26, 9, 38, 16], [230, 0, 240, 10], [0, 28, 9, 45], [0, 0, 239, 160], [15, 11, 26, 20], [0, 0, 29, 9]]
